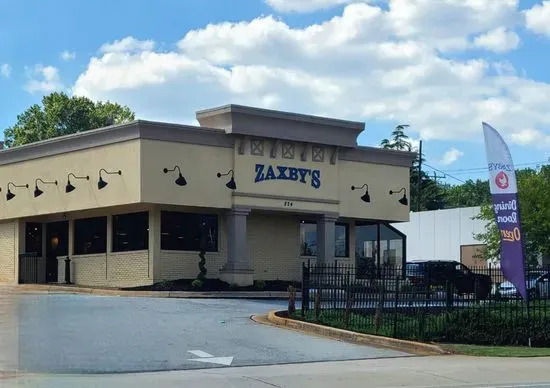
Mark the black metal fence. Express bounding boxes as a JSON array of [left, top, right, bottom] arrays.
[[300, 262, 550, 346]]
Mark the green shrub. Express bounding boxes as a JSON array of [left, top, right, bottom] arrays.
[[191, 279, 203, 289], [254, 280, 266, 290]]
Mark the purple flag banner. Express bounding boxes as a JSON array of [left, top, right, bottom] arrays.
[[482, 122, 527, 301]]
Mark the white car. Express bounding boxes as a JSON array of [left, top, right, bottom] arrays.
[[493, 272, 549, 299]]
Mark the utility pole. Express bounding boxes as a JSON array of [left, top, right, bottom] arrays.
[[416, 140, 422, 212]]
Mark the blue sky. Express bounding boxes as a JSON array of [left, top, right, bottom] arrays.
[[1, 0, 550, 185]]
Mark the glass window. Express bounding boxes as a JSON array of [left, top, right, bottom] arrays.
[[355, 223, 378, 278], [335, 223, 349, 257], [300, 222, 317, 256], [161, 211, 218, 252], [74, 217, 107, 255], [112, 212, 149, 252], [299, 221, 349, 257], [380, 224, 405, 267], [25, 222, 42, 256]]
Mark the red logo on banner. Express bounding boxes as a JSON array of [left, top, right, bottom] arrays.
[[495, 171, 509, 189]]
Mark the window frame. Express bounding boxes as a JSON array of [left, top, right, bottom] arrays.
[[299, 220, 350, 258], [111, 211, 149, 253]]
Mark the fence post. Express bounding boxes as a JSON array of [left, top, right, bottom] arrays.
[[302, 262, 310, 317], [393, 276, 400, 337]]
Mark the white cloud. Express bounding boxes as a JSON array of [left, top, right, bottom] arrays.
[[60, 50, 76, 61], [0, 64, 10, 78], [510, 128, 550, 147], [265, 0, 370, 13], [473, 27, 520, 53], [100, 36, 155, 53], [524, 0, 550, 37], [71, 2, 550, 145], [24, 65, 63, 94], [440, 147, 464, 165]]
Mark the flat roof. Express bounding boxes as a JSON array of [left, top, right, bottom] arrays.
[[0, 105, 415, 168]]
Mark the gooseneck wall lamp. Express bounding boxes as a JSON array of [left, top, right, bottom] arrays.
[[217, 169, 237, 190], [163, 166, 187, 187], [66, 173, 90, 193], [98, 169, 122, 190], [351, 184, 370, 203], [389, 187, 408, 206], [34, 178, 58, 198], [6, 182, 28, 201]]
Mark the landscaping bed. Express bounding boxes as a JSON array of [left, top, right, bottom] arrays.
[[124, 278, 301, 292], [291, 301, 550, 347]]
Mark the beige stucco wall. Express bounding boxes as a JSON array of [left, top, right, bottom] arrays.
[[140, 140, 233, 208], [234, 140, 338, 202], [0, 140, 140, 222], [338, 160, 410, 222]]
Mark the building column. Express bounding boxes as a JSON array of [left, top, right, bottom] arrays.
[[317, 214, 338, 266], [220, 207, 253, 286]]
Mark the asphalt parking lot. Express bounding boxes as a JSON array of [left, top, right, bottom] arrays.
[[0, 292, 410, 374]]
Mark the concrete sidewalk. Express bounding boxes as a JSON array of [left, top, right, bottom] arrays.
[[9, 284, 298, 299], [4, 356, 550, 388]]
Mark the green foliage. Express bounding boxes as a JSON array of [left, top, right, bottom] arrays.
[[4, 92, 135, 147], [191, 279, 203, 289], [474, 166, 550, 264], [443, 179, 491, 208], [380, 125, 446, 211], [295, 303, 550, 347], [254, 280, 266, 290]]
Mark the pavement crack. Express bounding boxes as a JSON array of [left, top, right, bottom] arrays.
[[242, 375, 282, 387]]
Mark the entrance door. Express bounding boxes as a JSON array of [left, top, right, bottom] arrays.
[[46, 221, 68, 283]]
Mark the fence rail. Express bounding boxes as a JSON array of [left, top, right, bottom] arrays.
[[300, 262, 550, 346]]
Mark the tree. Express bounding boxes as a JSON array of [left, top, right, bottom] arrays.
[[4, 92, 135, 147], [380, 124, 411, 151], [474, 166, 550, 267], [443, 179, 490, 208], [381, 125, 442, 211]]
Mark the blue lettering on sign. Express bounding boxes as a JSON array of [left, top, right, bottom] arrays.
[[488, 162, 513, 172], [255, 164, 321, 189]]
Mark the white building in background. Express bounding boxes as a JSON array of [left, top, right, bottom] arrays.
[[392, 207, 488, 267]]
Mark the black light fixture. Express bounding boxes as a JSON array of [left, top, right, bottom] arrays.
[[34, 178, 58, 198], [163, 165, 187, 187], [351, 184, 370, 203], [217, 169, 236, 190], [66, 173, 90, 193], [389, 187, 408, 206], [6, 182, 28, 201], [98, 169, 122, 190]]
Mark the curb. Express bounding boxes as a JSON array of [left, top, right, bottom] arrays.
[[13, 284, 298, 299], [256, 310, 448, 356]]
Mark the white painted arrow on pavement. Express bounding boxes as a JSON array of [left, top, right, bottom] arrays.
[[187, 350, 234, 366]]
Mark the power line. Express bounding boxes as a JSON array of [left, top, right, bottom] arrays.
[[424, 163, 466, 183], [442, 160, 549, 174]]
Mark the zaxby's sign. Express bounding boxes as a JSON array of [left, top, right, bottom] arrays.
[[254, 164, 321, 189]]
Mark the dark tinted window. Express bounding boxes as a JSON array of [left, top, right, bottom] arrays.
[[112, 212, 149, 252], [74, 217, 107, 255], [161, 211, 218, 252], [25, 222, 43, 256]]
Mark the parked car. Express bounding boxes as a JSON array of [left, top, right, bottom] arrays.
[[493, 271, 550, 299], [406, 259, 492, 299]]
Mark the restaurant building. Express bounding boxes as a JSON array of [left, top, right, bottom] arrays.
[[0, 104, 414, 287]]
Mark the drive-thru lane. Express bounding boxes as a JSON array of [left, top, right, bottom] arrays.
[[0, 292, 409, 373]]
